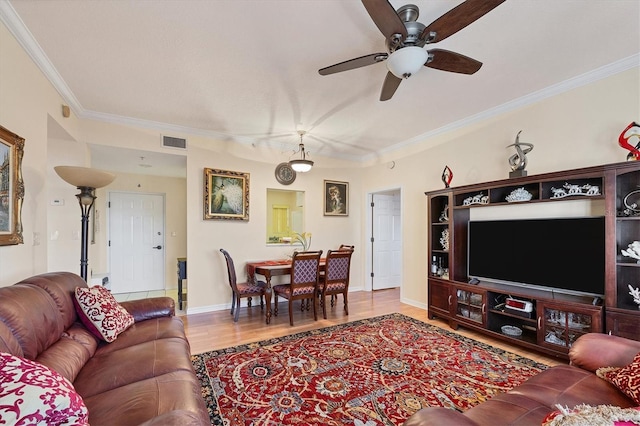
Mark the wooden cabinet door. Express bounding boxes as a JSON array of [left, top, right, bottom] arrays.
[[428, 279, 452, 320]]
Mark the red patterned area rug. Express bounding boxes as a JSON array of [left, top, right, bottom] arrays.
[[191, 313, 549, 425]]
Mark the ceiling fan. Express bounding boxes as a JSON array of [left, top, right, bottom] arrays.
[[318, 0, 506, 101]]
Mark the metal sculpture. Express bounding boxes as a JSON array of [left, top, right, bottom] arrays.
[[507, 130, 534, 178]]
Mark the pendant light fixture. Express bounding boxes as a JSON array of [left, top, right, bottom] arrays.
[[289, 130, 314, 173]]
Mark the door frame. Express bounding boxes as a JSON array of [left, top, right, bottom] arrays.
[[366, 187, 403, 293]]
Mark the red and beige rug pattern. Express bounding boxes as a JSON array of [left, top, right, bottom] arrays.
[[191, 313, 549, 425]]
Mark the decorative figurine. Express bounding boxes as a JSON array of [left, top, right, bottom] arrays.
[[621, 241, 640, 263], [441, 165, 453, 188], [628, 285, 640, 308], [438, 204, 449, 222], [618, 121, 640, 161], [507, 130, 534, 178]]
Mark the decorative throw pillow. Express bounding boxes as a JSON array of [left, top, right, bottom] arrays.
[[542, 404, 640, 426], [597, 352, 640, 405], [0, 352, 89, 425], [73, 285, 134, 343]]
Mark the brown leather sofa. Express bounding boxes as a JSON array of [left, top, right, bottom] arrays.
[[0, 272, 209, 426], [405, 333, 640, 425]]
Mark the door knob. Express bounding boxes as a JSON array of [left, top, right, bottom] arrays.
[[153, 245, 162, 250]]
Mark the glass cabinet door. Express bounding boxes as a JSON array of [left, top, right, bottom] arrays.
[[541, 306, 593, 349], [455, 288, 485, 324]]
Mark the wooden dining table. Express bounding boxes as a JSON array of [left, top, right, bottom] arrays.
[[246, 259, 325, 324]]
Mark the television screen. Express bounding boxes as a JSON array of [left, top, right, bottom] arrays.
[[468, 217, 605, 296]]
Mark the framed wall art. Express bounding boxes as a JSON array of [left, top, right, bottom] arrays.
[[204, 168, 249, 221], [324, 180, 348, 216], [0, 125, 25, 245]]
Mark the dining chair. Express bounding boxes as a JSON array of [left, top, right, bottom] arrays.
[[220, 249, 266, 322], [319, 248, 354, 319], [273, 250, 323, 326], [339, 244, 355, 251]]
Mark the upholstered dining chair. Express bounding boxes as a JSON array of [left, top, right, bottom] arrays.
[[339, 244, 355, 251], [319, 248, 354, 319], [273, 250, 323, 326], [220, 248, 266, 322]]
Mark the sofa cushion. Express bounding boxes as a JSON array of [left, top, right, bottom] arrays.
[[93, 316, 188, 356], [597, 352, 640, 404], [73, 286, 134, 343], [0, 352, 89, 425], [82, 370, 210, 426], [35, 323, 98, 382], [73, 337, 195, 398], [0, 284, 64, 359]]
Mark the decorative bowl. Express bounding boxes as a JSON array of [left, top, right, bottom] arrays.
[[505, 187, 533, 203], [501, 325, 523, 337]]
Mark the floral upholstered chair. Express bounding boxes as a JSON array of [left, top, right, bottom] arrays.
[[319, 248, 354, 319], [273, 250, 323, 326], [220, 248, 266, 322]]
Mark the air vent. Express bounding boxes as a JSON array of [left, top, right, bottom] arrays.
[[162, 135, 187, 150]]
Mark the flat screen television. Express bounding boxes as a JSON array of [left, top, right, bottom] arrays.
[[468, 217, 605, 297]]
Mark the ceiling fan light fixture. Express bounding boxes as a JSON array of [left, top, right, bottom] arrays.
[[386, 46, 429, 79], [289, 131, 314, 173]]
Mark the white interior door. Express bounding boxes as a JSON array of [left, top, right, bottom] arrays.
[[108, 192, 165, 293], [372, 191, 402, 290]]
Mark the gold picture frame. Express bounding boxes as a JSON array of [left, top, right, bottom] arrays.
[[324, 180, 348, 216], [204, 168, 249, 221], [0, 125, 25, 245]]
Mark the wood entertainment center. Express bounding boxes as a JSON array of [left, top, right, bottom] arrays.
[[426, 161, 640, 359]]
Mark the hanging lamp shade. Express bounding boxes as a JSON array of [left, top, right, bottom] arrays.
[[289, 131, 314, 173]]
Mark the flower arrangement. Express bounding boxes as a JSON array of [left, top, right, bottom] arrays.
[[629, 285, 640, 308], [293, 232, 312, 252]]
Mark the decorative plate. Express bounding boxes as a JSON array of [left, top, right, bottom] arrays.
[[275, 162, 296, 185]]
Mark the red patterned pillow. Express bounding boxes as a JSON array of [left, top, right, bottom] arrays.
[[0, 352, 89, 425], [597, 351, 640, 405], [73, 286, 134, 342], [542, 404, 640, 425]]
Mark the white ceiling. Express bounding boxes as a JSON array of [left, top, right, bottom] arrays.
[[3, 0, 640, 169]]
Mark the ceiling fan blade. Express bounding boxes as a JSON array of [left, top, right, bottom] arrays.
[[318, 53, 388, 76], [421, 0, 506, 43], [380, 72, 402, 101], [362, 0, 407, 42], [426, 49, 482, 74]]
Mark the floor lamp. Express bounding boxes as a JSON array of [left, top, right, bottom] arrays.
[[54, 166, 116, 282]]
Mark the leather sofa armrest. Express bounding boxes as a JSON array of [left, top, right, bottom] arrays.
[[404, 408, 479, 426], [569, 333, 640, 373], [119, 297, 176, 322]]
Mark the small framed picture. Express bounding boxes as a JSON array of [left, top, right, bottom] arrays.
[[203, 168, 249, 221], [0, 126, 25, 245], [324, 180, 348, 216]]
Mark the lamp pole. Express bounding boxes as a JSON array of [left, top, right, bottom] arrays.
[[76, 186, 96, 282]]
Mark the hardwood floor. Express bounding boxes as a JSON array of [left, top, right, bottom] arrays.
[[181, 288, 565, 367]]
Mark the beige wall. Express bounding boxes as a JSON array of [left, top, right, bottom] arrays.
[[1, 19, 639, 316]]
